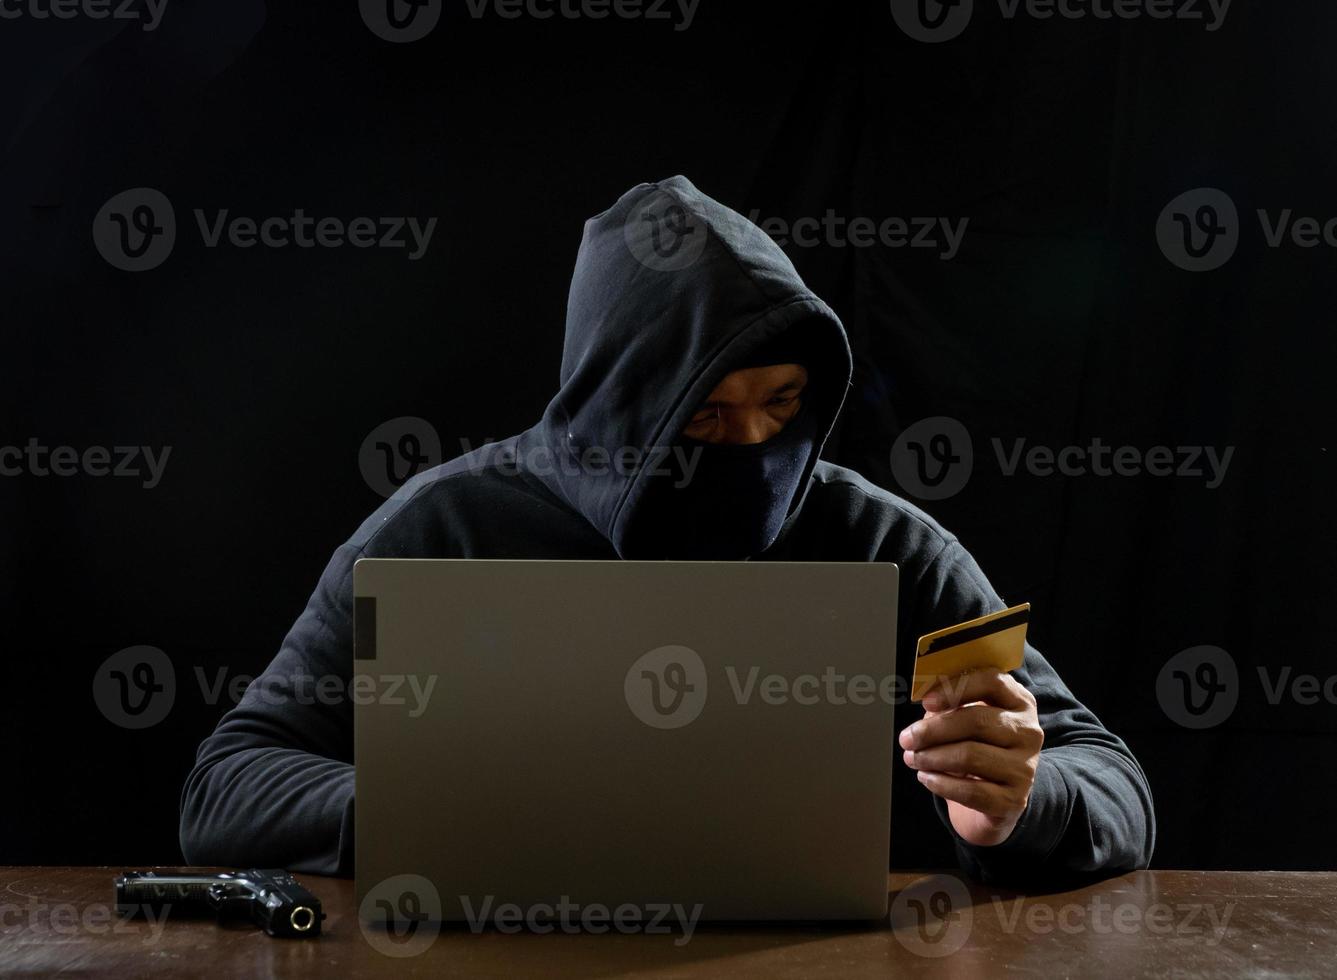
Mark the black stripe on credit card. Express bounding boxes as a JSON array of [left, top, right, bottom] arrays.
[[920, 608, 1029, 657]]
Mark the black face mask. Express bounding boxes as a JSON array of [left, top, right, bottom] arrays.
[[633, 406, 819, 560]]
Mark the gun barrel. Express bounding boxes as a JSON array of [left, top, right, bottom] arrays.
[[114, 873, 217, 915]]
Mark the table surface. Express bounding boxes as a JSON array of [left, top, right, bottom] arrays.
[[2, 867, 1334, 978]]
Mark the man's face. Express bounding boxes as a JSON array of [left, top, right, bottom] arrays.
[[681, 363, 808, 445]]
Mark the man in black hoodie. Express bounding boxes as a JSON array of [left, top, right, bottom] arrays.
[[180, 176, 1155, 886]]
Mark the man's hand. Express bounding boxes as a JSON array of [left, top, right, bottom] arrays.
[[899, 668, 1044, 847]]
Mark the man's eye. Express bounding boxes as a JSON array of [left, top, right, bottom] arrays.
[[689, 410, 716, 425], [769, 396, 798, 407]]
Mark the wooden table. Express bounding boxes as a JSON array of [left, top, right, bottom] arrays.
[[1, 867, 1333, 977]]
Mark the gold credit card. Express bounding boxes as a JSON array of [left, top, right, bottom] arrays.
[[911, 603, 1030, 702]]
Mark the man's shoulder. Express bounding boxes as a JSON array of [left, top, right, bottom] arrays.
[[808, 460, 953, 531], [345, 434, 570, 556], [805, 460, 961, 559], [803, 462, 1000, 616]]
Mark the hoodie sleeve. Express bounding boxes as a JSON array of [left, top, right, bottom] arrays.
[[178, 543, 359, 875], [913, 538, 1156, 885]]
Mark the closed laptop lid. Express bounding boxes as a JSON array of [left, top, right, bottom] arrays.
[[354, 559, 898, 922]]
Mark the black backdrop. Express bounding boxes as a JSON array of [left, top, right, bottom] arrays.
[[2, 0, 1333, 871]]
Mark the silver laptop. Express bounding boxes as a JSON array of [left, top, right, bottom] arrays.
[[353, 559, 898, 923]]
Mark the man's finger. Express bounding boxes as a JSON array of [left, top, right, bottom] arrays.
[[903, 740, 1030, 786], [915, 771, 1018, 818], [899, 703, 1029, 751], [922, 667, 1033, 713]]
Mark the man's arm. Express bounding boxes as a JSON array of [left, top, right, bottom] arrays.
[[905, 538, 1156, 885], [179, 544, 359, 875]]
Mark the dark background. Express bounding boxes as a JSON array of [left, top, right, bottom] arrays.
[[2, 0, 1332, 870]]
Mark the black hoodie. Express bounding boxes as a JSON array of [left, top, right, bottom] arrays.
[[180, 176, 1155, 885]]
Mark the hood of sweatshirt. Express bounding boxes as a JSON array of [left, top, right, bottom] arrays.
[[524, 176, 853, 558]]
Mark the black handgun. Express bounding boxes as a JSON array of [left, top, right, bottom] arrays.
[[114, 869, 325, 938]]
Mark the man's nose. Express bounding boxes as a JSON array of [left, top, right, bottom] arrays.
[[722, 413, 781, 446]]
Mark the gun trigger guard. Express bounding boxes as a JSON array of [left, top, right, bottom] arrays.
[[206, 883, 253, 920]]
